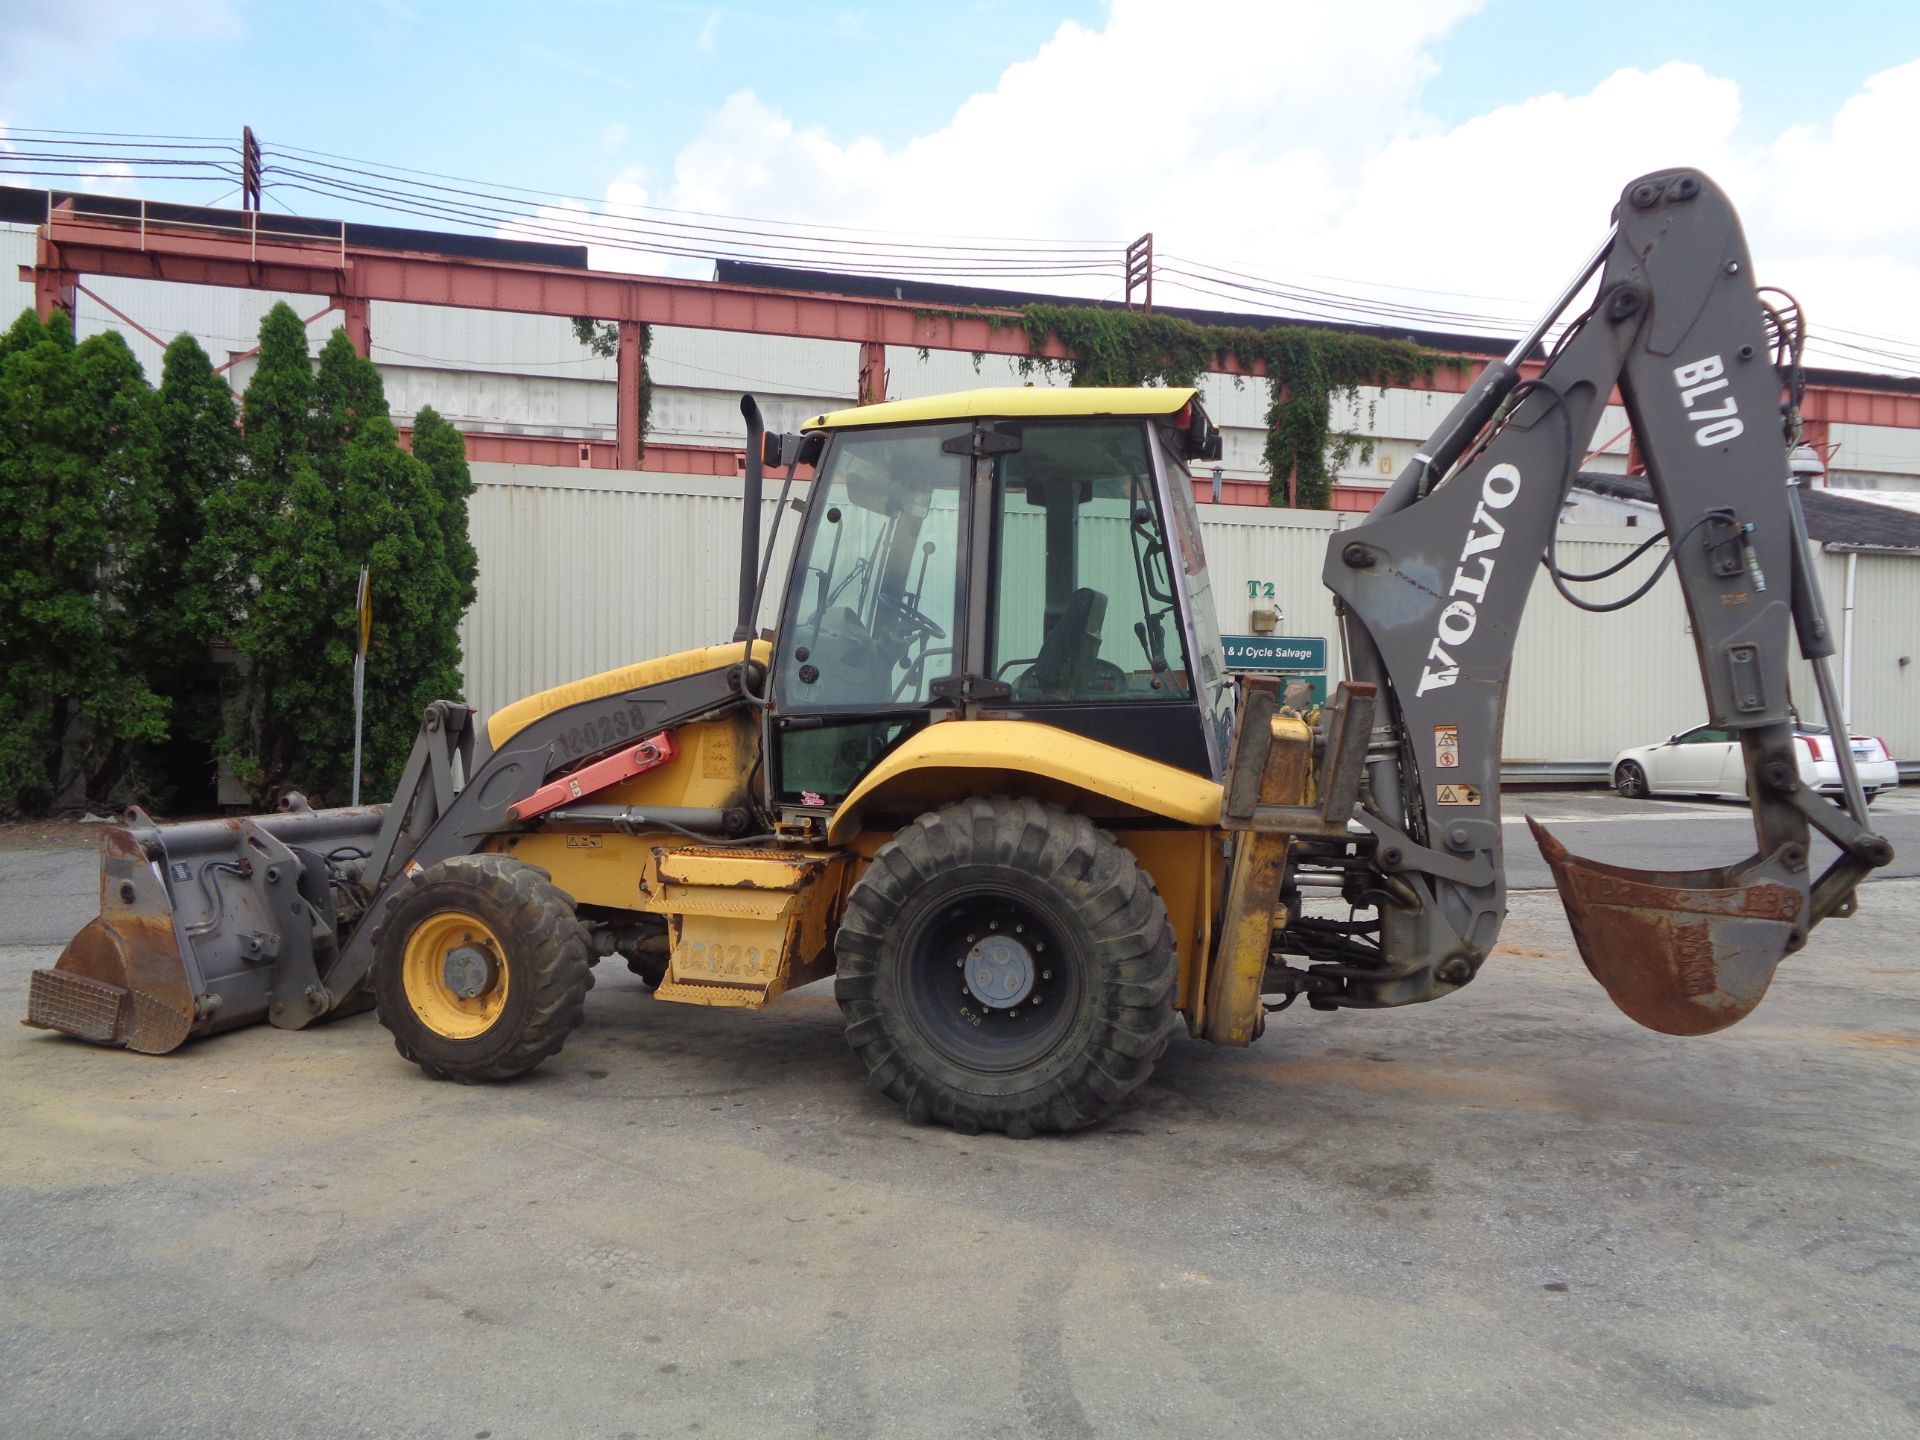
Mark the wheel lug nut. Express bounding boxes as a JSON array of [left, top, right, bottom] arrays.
[[1041, 969, 1052, 980], [1014, 924, 1024, 934], [989, 920, 998, 930]]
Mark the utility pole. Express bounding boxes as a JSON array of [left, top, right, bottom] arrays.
[[1124, 233, 1153, 312], [241, 126, 262, 211]]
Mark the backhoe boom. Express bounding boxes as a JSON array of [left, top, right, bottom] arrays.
[[1312, 166, 1891, 1035]]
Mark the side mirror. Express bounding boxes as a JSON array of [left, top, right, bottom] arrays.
[[764, 430, 827, 469]]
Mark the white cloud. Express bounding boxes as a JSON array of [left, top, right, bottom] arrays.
[[630, 0, 1920, 373], [495, 169, 711, 281]]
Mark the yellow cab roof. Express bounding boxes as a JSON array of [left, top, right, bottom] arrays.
[[802, 386, 1200, 431]]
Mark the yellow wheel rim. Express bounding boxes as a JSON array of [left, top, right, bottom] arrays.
[[401, 910, 510, 1040]]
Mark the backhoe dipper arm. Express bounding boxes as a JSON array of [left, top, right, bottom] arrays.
[[1318, 167, 1891, 1036]]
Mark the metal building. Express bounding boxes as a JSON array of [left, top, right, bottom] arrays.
[[5, 186, 1918, 769]]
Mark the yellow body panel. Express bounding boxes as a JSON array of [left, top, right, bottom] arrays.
[[1203, 713, 1315, 1045], [653, 848, 847, 1008], [485, 641, 768, 749], [598, 710, 758, 811], [491, 831, 667, 910], [803, 386, 1198, 432], [1114, 829, 1221, 1018], [491, 832, 846, 1010], [825, 721, 1223, 843]]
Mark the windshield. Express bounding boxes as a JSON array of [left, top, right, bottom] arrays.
[[772, 423, 966, 710]]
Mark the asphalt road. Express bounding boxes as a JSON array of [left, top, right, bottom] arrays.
[[2, 795, 1916, 1439], [1502, 786, 1920, 891]]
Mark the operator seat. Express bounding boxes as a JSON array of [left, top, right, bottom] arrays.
[[1019, 587, 1108, 700]]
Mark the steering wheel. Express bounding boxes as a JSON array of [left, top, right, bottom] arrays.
[[876, 591, 947, 642]]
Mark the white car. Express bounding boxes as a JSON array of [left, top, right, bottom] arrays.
[[1612, 723, 1898, 803]]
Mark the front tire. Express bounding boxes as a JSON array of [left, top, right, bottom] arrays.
[[1615, 760, 1649, 799], [373, 854, 593, 1083], [834, 797, 1177, 1137]]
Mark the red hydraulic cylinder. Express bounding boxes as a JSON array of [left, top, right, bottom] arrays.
[[504, 732, 677, 823]]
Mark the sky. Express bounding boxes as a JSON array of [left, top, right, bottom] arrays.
[[4, 0, 1919, 374]]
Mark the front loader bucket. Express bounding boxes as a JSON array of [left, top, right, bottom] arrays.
[[27, 828, 198, 1053], [1527, 819, 1809, 1036], [25, 803, 385, 1054]]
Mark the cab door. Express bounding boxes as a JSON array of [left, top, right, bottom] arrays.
[[972, 418, 1216, 778], [767, 423, 970, 813]]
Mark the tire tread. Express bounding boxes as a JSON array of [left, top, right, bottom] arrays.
[[835, 797, 1177, 1136]]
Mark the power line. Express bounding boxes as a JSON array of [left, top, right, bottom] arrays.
[[266, 138, 1123, 247], [7, 128, 1917, 378]]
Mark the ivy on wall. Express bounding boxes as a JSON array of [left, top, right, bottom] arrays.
[[925, 304, 1452, 509]]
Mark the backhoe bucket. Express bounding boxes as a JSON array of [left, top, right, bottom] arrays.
[[25, 803, 385, 1054], [1528, 819, 1808, 1036]]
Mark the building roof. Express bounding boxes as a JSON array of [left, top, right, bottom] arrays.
[[803, 385, 1198, 430], [0, 185, 590, 271], [1575, 470, 1920, 551]]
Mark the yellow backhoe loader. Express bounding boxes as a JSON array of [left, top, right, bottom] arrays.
[[28, 169, 1893, 1134]]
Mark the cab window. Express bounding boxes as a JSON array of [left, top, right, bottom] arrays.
[[987, 422, 1191, 703]]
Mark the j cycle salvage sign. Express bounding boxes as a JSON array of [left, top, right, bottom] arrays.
[[1221, 635, 1327, 672]]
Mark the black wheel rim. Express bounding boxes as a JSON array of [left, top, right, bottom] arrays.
[[897, 885, 1083, 1073]]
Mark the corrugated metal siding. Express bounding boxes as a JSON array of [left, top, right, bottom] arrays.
[[1827, 421, 1920, 478], [460, 465, 1920, 761], [461, 464, 803, 718], [1793, 549, 1920, 754]]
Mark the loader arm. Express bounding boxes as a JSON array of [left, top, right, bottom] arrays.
[[1303, 167, 1892, 1035]]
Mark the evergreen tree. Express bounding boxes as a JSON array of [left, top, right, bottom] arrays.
[[211, 301, 335, 802], [0, 310, 165, 811], [410, 405, 478, 610], [206, 316, 478, 804], [314, 334, 466, 797], [133, 334, 243, 806]]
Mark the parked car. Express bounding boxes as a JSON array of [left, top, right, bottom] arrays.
[[1612, 723, 1898, 802]]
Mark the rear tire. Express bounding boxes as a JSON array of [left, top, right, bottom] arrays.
[[834, 797, 1177, 1137], [373, 854, 593, 1083], [1615, 760, 1649, 799]]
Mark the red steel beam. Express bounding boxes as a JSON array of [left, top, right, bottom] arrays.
[[858, 339, 886, 405], [616, 320, 644, 470], [37, 213, 1103, 370], [398, 428, 757, 476], [38, 212, 1918, 431], [335, 295, 371, 356]]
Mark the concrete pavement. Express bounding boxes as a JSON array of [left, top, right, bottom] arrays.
[[2, 802, 1916, 1438]]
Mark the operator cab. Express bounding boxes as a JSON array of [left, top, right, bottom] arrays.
[[766, 388, 1229, 818]]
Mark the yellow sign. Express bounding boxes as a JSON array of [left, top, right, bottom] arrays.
[[355, 567, 372, 656], [1435, 783, 1481, 806]]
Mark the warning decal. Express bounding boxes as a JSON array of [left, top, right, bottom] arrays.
[[1434, 725, 1460, 769], [1435, 783, 1481, 806]]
